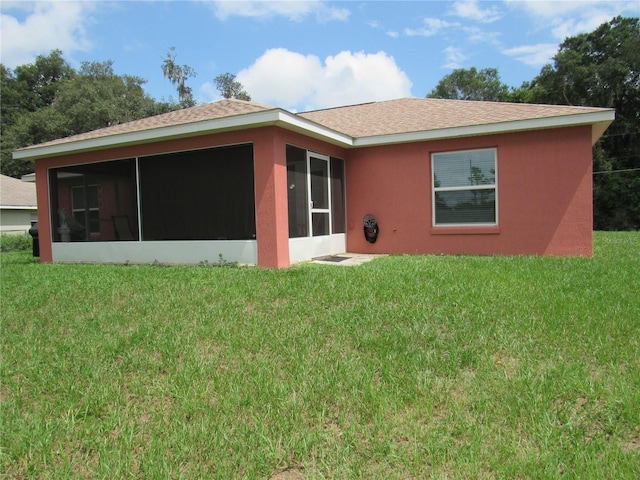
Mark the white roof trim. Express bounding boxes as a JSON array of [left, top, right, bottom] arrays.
[[274, 110, 353, 146], [354, 110, 615, 147], [13, 109, 353, 160], [13, 107, 614, 160]]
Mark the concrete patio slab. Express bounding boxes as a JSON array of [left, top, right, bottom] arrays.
[[311, 253, 388, 266]]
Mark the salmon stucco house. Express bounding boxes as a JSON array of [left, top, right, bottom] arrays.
[[13, 97, 614, 268]]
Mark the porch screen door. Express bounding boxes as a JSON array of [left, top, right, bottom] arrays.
[[309, 154, 330, 236]]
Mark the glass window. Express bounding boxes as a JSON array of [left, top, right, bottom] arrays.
[[432, 149, 497, 225], [72, 185, 100, 234]]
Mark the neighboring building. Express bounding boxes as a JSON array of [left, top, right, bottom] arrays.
[[0, 174, 37, 235], [12, 98, 614, 267]]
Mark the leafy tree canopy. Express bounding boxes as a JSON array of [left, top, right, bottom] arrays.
[[214, 73, 251, 101], [11, 49, 75, 113], [1, 51, 175, 178], [522, 16, 640, 230], [427, 67, 510, 101]]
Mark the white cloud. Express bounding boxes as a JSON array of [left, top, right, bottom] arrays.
[[405, 17, 459, 37], [198, 81, 223, 104], [237, 49, 322, 108], [207, 0, 349, 22], [463, 26, 501, 46], [0, 1, 95, 68], [365, 18, 399, 38], [502, 43, 558, 67], [233, 48, 412, 111], [505, 0, 639, 39], [550, 12, 615, 40], [442, 46, 467, 69], [505, 0, 596, 20], [451, 0, 501, 23], [501, 0, 638, 68]]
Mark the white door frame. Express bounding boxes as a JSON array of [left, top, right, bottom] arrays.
[[288, 150, 346, 262]]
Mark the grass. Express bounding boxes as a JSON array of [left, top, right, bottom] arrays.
[[1, 232, 639, 479]]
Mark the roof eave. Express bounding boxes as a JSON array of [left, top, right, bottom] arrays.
[[12, 109, 353, 161], [12, 107, 614, 160], [275, 111, 354, 147], [353, 110, 616, 147]]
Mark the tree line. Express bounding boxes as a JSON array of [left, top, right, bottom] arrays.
[[0, 48, 248, 179], [1, 17, 637, 230]]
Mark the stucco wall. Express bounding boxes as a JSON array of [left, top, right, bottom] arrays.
[[33, 124, 594, 266], [344, 125, 594, 256]]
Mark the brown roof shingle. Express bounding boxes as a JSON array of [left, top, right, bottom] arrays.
[[299, 97, 609, 138], [18, 98, 277, 151], [14, 97, 612, 157]]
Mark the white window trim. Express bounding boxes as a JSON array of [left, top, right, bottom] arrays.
[[71, 184, 100, 233], [431, 148, 498, 227]]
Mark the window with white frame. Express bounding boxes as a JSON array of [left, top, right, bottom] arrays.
[[432, 148, 497, 226], [72, 184, 100, 234]]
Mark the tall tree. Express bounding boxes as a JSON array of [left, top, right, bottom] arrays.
[[524, 16, 640, 230], [10, 49, 75, 113], [214, 73, 251, 101], [427, 67, 510, 101], [161, 47, 197, 107], [1, 65, 21, 134], [1, 51, 75, 176], [53, 60, 163, 134], [1, 52, 174, 178]]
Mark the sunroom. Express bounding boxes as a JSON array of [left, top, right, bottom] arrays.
[[48, 143, 258, 264], [46, 139, 346, 266]]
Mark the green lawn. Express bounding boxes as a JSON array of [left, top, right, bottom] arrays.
[[1, 232, 639, 479]]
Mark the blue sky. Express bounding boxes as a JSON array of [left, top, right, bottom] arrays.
[[1, 1, 637, 112]]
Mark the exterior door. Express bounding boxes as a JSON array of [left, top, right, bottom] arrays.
[[309, 153, 331, 236], [287, 146, 346, 263]]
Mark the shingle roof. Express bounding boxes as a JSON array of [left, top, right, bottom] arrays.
[[0, 174, 37, 208], [18, 99, 277, 150], [299, 97, 610, 138], [13, 97, 613, 159]]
